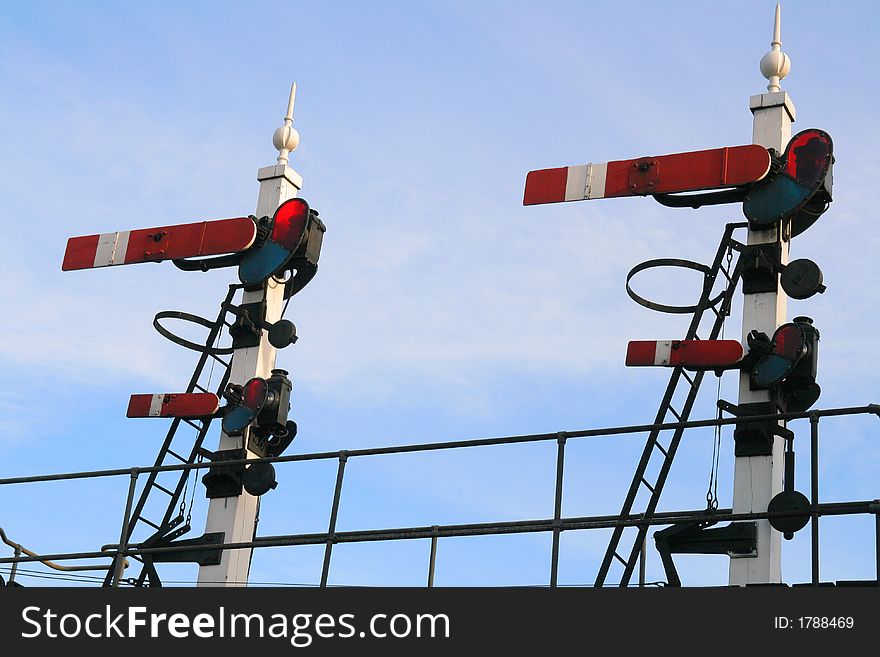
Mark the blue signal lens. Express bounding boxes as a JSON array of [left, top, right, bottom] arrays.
[[239, 240, 293, 286], [753, 353, 795, 387], [222, 405, 257, 435]]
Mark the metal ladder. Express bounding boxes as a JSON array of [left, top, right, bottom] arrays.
[[594, 223, 744, 587], [103, 284, 240, 586]]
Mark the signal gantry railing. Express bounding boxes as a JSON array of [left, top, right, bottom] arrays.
[[1, 404, 879, 587]]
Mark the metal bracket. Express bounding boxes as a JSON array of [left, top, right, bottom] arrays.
[[721, 400, 785, 456], [137, 515, 189, 550], [653, 187, 748, 209], [150, 532, 225, 567], [655, 520, 758, 586], [121, 515, 192, 587], [628, 158, 660, 195], [172, 252, 243, 272], [201, 448, 245, 498], [228, 300, 266, 349], [739, 243, 781, 294], [247, 433, 270, 459]]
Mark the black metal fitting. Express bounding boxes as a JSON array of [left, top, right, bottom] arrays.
[[201, 448, 245, 498], [247, 432, 268, 459], [769, 433, 810, 539], [248, 420, 297, 458], [655, 521, 758, 586], [229, 300, 266, 349], [653, 187, 749, 209], [150, 532, 225, 567], [733, 401, 777, 456], [222, 383, 243, 407], [254, 369, 292, 438], [779, 317, 821, 413], [739, 330, 772, 374], [252, 214, 273, 249], [268, 319, 298, 349], [283, 211, 326, 299], [780, 259, 826, 300], [739, 243, 781, 294]]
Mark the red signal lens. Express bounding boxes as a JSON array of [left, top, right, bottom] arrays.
[[271, 198, 309, 251], [773, 324, 805, 361], [784, 130, 832, 188], [242, 378, 269, 412]]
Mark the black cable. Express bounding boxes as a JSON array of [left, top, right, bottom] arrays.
[[0, 567, 110, 584]]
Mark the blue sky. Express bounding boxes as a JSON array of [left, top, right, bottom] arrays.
[[1, 1, 879, 587]]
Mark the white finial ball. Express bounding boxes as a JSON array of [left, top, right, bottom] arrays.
[[760, 49, 791, 82], [273, 124, 300, 153]]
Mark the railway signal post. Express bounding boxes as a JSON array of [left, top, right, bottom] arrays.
[[522, 4, 833, 586], [730, 5, 793, 586], [196, 84, 303, 587], [62, 79, 324, 587]]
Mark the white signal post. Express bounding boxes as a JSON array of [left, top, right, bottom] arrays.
[[197, 83, 302, 587], [729, 4, 793, 586]]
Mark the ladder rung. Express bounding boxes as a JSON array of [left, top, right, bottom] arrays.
[[613, 551, 628, 566], [653, 441, 669, 457], [640, 477, 655, 494], [210, 353, 230, 368], [182, 418, 203, 430], [193, 383, 208, 393], [130, 554, 145, 563], [681, 370, 696, 388], [668, 406, 683, 422], [153, 483, 174, 496], [166, 449, 188, 463], [137, 516, 160, 530]]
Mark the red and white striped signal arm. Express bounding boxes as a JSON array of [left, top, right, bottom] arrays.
[[62, 217, 257, 271], [523, 144, 771, 206], [626, 340, 745, 371], [127, 393, 220, 419]]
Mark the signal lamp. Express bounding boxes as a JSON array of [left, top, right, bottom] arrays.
[[744, 128, 833, 232], [749, 317, 820, 412], [239, 198, 310, 285], [222, 377, 271, 435], [752, 323, 807, 388], [221, 370, 292, 437], [779, 317, 820, 412]]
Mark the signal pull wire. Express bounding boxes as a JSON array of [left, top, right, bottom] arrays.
[[706, 245, 733, 510]]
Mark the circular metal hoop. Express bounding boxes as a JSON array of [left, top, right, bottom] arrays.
[[153, 310, 234, 355], [625, 258, 724, 314]]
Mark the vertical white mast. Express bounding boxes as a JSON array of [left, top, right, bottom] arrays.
[[729, 4, 794, 586], [197, 83, 302, 586]]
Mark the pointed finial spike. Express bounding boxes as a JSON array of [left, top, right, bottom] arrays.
[[759, 3, 790, 93], [273, 81, 300, 165], [772, 3, 782, 47], [285, 82, 297, 122]]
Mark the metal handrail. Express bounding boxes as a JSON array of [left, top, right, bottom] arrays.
[[2, 403, 878, 586]]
